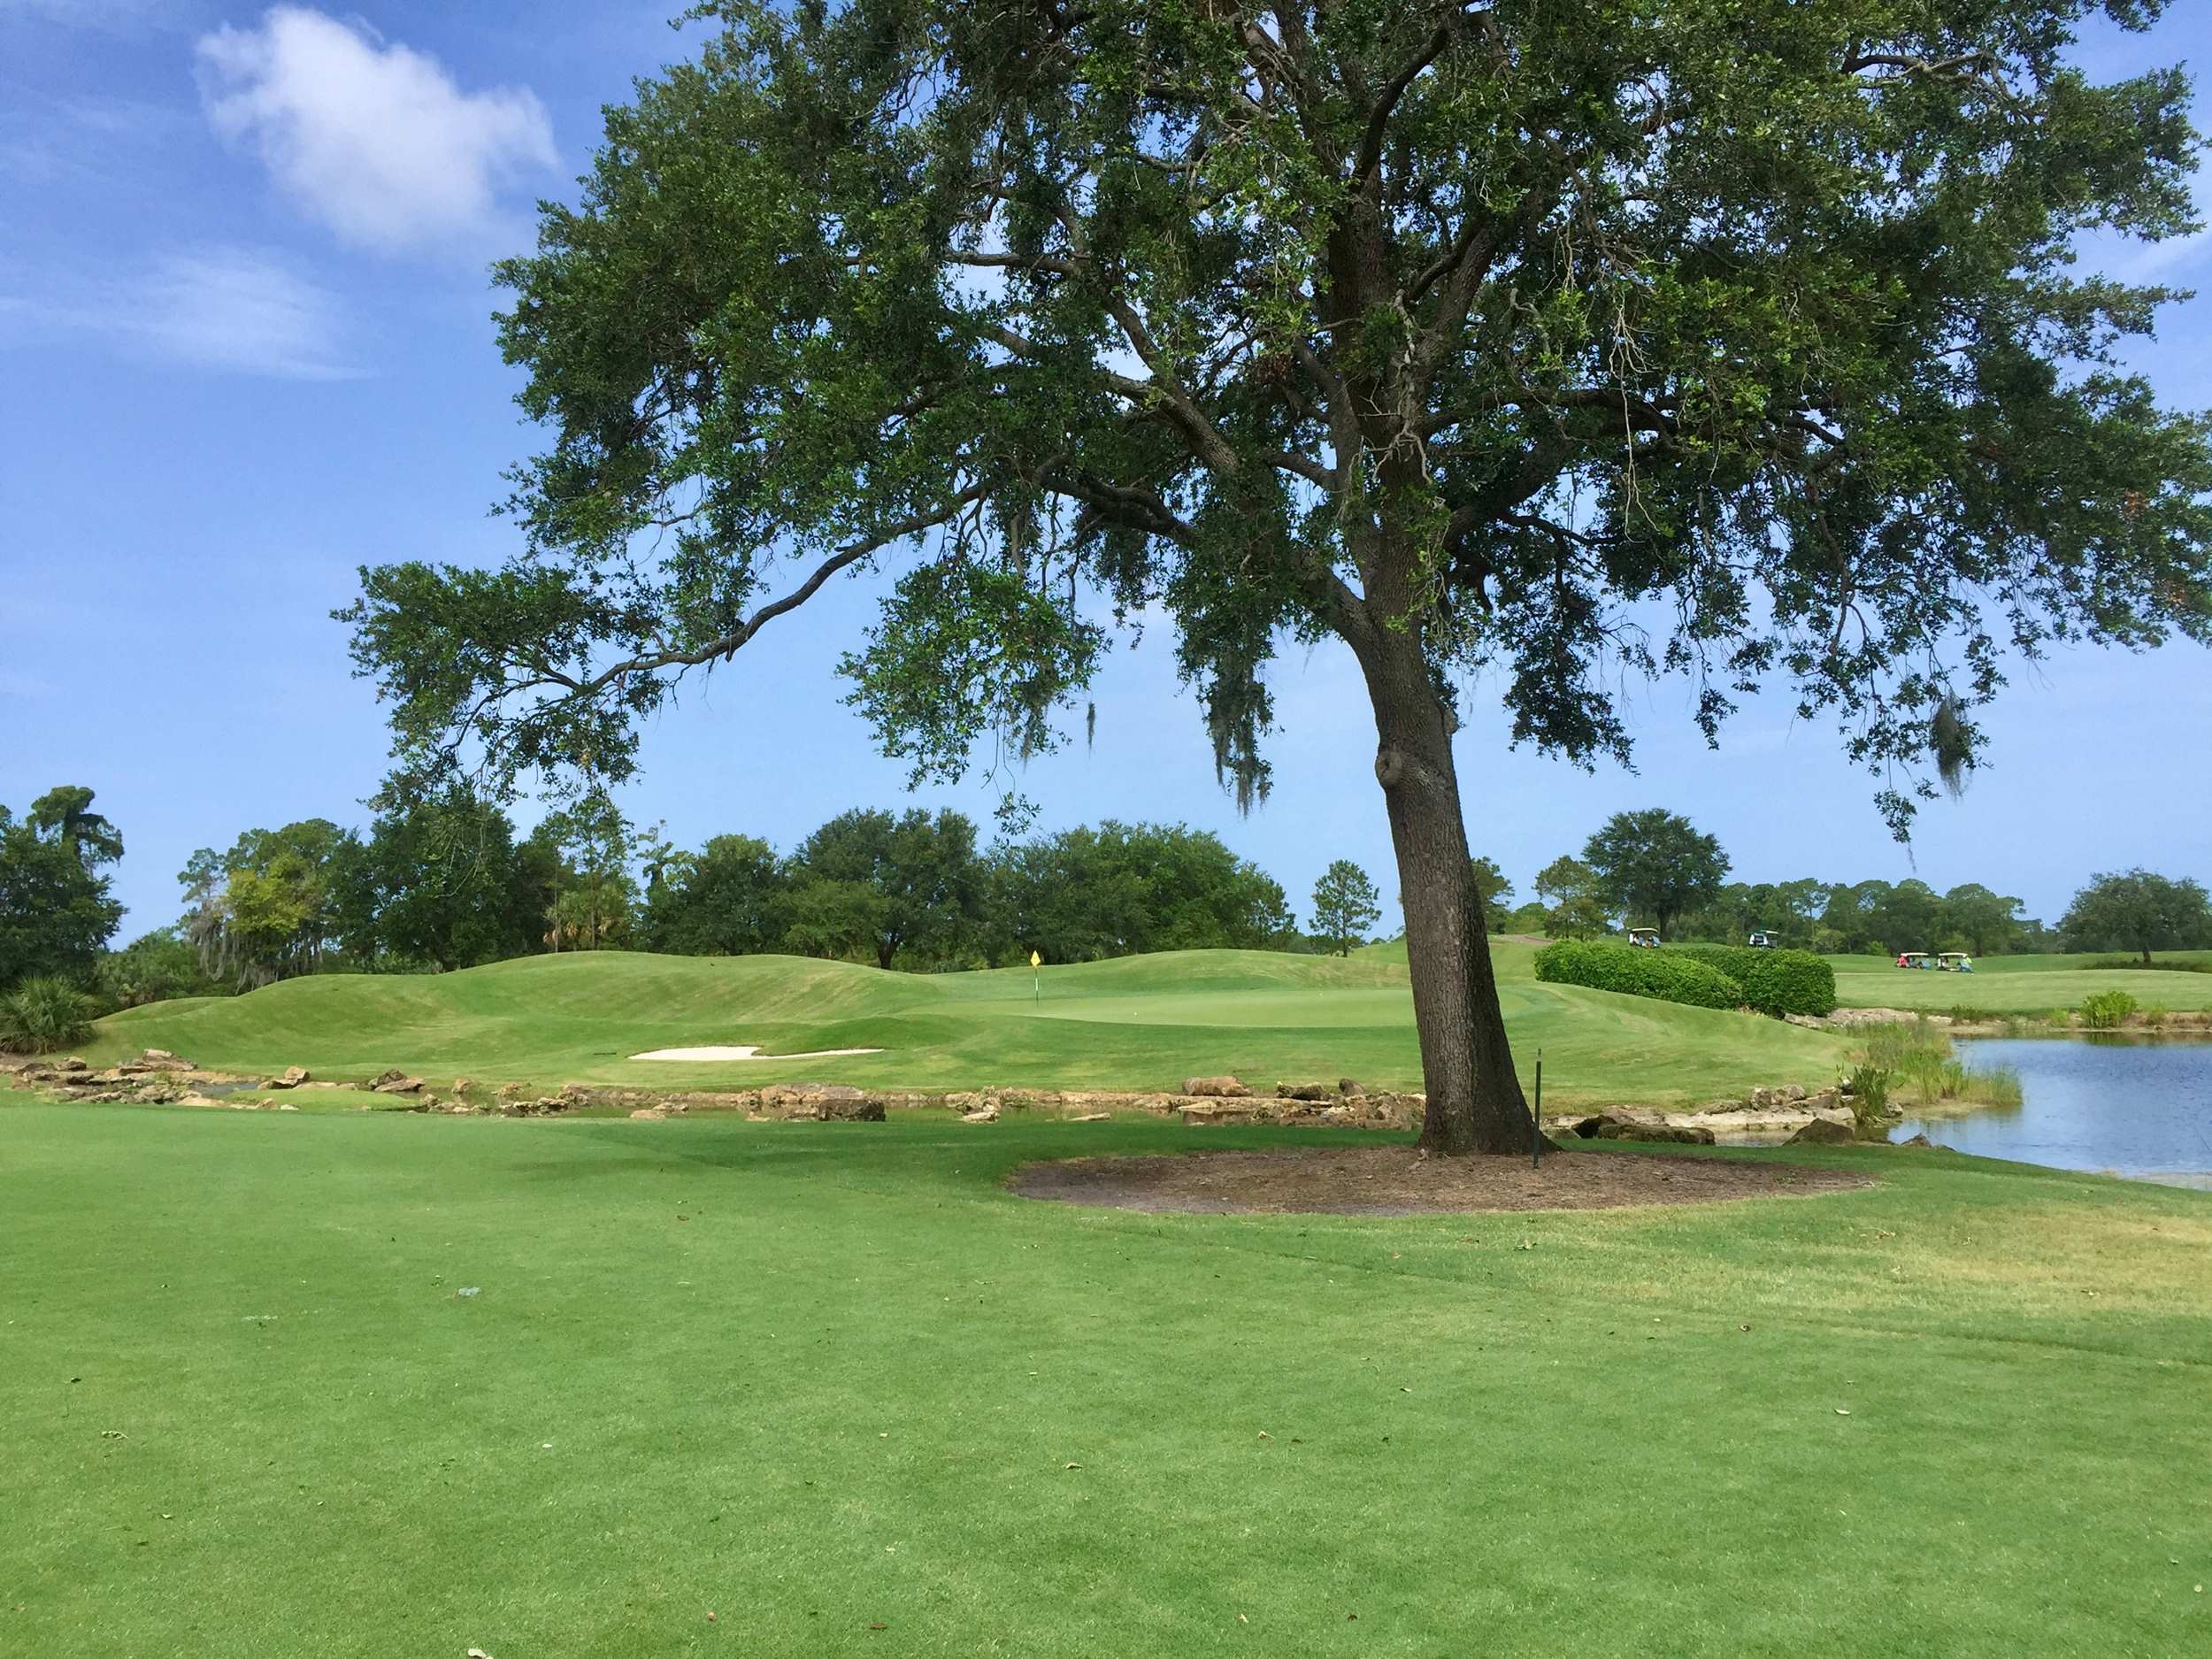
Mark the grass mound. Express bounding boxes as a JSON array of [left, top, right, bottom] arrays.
[[82, 944, 1846, 1109]]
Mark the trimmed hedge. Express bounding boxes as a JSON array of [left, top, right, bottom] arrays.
[[1667, 943, 1838, 1018], [1532, 940, 1745, 1010]]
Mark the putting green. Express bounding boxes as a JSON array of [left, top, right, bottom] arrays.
[[1828, 950, 2212, 1013], [79, 944, 1845, 1109]]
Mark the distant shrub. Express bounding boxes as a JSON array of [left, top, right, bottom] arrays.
[[2087, 956, 2212, 974], [0, 976, 96, 1055], [2079, 990, 2139, 1030], [1978, 1068, 2025, 1110], [2141, 1005, 2170, 1030], [1533, 941, 1744, 1010], [1669, 943, 1837, 1018], [2044, 1008, 2074, 1030]]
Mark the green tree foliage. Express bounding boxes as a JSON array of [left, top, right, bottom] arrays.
[[356, 790, 544, 971], [1583, 810, 1729, 939], [1311, 860, 1382, 956], [1470, 856, 1514, 933], [27, 785, 124, 871], [641, 834, 788, 957], [987, 821, 1292, 964], [0, 795, 125, 991], [1682, 879, 1831, 948], [1935, 884, 2028, 956], [2061, 870, 2212, 963], [96, 928, 229, 1010], [787, 808, 981, 970], [1532, 856, 1611, 940], [339, 2, 2212, 1152], [531, 790, 636, 951], [180, 819, 363, 988]]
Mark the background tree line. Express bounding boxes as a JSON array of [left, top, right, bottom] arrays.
[[1501, 810, 2210, 961], [8, 783, 2207, 1018], [42, 791, 1317, 1003]]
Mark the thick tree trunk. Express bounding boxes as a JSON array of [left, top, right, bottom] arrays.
[[1354, 627, 1536, 1156]]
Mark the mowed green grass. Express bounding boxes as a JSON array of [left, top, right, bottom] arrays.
[[1829, 950, 2212, 1014], [81, 943, 1845, 1109], [3, 1105, 2208, 1657]]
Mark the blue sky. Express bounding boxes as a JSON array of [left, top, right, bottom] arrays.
[[4, 2, 2209, 937]]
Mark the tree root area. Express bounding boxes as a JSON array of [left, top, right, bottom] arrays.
[[1008, 1145, 1874, 1215]]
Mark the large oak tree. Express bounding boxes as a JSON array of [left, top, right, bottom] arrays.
[[345, 1, 2212, 1152]]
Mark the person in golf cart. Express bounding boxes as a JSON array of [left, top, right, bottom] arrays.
[[1939, 952, 1975, 973], [1747, 931, 1778, 949], [1895, 950, 1935, 970], [1627, 927, 1662, 949]]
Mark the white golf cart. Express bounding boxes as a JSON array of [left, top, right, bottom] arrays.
[[1747, 931, 1779, 949], [1626, 927, 1662, 949]]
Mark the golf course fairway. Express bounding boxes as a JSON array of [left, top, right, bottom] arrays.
[[3, 1104, 2208, 1657]]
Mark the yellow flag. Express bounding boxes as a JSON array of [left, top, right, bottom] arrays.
[[1030, 950, 1041, 968]]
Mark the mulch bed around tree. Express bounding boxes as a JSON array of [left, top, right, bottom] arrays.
[[1008, 1145, 1875, 1216]]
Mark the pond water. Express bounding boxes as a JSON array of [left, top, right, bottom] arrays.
[[1893, 1037, 2212, 1186]]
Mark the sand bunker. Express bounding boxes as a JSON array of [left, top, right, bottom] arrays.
[[627, 1044, 882, 1063]]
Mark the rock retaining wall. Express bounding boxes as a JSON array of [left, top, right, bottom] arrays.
[[6, 1054, 1863, 1142]]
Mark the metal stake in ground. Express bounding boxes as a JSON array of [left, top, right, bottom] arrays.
[[1532, 1049, 1543, 1171]]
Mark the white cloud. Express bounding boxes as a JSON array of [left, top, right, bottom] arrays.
[[4, 245, 360, 379], [196, 6, 556, 259]]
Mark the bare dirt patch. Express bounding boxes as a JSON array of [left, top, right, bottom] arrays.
[[1009, 1145, 1874, 1215]]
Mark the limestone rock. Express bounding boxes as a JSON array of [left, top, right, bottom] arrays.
[[1616, 1120, 1716, 1145], [264, 1066, 310, 1090], [1066, 1111, 1110, 1123], [1786, 1117, 1856, 1145], [452, 1077, 477, 1096], [1898, 1132, 1934, 1148], [121, 1049, 194, 1074], [1180, 1076, 1249, 1098], [1276, 1082, 1338, 1102], [960, 1106, 1000, 1124], [629, 1107, 668, 1121], [370, 1070, 423, 1094], [762, 1083, 883, 1122]]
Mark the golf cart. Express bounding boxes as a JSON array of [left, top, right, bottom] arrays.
[[1938, 952, 1976, 973], [1895, 951, 1935, 970], [1626, 927, 1662, 949], [1747, 931, 1779, 949]]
